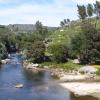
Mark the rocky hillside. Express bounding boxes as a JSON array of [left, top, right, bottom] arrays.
[[6, 24, 57, 33]]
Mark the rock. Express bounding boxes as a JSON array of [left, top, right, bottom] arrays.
[[44, 66, 49, 69], [15, 84, 23, 88], [1, 59, 11, 64], [73, 59, 80, 64], [32, 63, 39, 67], [79, 65, 97, 74], [1, 60, 7, 64]]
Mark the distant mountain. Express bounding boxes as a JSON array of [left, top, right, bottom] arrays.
[[6, 24, 58, 33]]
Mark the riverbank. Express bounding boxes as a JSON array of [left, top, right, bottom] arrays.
[[60, 82, 100, 99], [23, 61, 100, 99], [23, 61, 100, 80]]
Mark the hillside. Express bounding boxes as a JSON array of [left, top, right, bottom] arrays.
[[6, 24, 58, 33], [49, 18, 100, 46]]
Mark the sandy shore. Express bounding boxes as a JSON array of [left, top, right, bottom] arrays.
[[60, 82, 100, 99]]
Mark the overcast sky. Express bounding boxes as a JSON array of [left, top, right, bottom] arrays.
[[0, 0, 99, 26]]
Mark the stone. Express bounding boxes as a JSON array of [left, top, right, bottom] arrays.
[[73, 59, 80, 64], [15, 84, 23, 88], [32, 63, 39, 67]]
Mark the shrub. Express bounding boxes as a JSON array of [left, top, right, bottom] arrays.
[[47, 43, 68, 63], [26, 41, 45, 63], [0, 43, 8, 59], [71, 22, 100, 64]]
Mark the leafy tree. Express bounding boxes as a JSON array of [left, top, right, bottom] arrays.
[[94, 1, 100, 27], [0, 26, 17, 53], [94, 1, 100, 16], [35, 21, 43, 34], [71, 22, 100, 64], [64, 19, 67, 25], [60, 21, 65, 27], [35, 21, 48, 39], [25, 41, 45, 63], [77, 5, 87, 20], [48, 43, 68, 63], [60, 19, 70, 27], [87, 4, 94, 18], [0, 43, 8, 60]]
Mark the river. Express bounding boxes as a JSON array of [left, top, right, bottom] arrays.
[[0, 54, 98, 100]]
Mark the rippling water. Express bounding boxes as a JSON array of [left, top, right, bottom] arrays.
[[0, 54, 98, 100]]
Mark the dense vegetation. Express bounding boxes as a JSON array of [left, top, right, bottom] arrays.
[[0, 1, 100, 71], [0, 26, 17, 60]]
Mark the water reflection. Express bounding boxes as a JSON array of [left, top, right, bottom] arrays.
[[23, 69, 45, 81]]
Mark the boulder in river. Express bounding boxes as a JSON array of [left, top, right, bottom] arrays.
[[1, 59, 11, 64], [15, 84, 23, 88]]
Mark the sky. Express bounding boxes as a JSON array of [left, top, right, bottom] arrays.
[[0, 0, 100, 26]]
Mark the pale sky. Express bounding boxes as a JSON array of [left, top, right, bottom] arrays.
[[0, 0, 99, 26]]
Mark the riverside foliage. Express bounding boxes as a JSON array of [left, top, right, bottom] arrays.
[[0, 1, 100, 68]]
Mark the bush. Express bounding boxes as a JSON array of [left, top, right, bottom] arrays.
[[41, 60, 81, 71], [96, 69, 100, 75], [71, 22, 100, 64], [47, 43, 68, 63], [25, 41, 45, 63], [0, 43, 8, 59]]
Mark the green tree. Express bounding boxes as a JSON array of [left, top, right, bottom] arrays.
[[71, 22, 100, 64], [94, 1, 100, 16], [25, 41, 45, 63], [77, 5, 87, 20], [0, 43, 8, 60], [87, 4, 94, 19], [94, 1, 100, 27], [60, 19, 70, 27], [60, 21, 65, 27], [35, 21, 48, 39], [48, 43, 68, 63]]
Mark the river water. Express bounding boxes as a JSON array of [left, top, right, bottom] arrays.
[[0, 54, 98, 100]]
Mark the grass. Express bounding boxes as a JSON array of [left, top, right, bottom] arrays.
[[93, 65, 100, 69], [96, 69, 100, 75], [41, 60, 82, 71]]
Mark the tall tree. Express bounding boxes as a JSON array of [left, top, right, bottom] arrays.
[[71, 22, 100, 64], [94, 1, 100, 27], [60, 21, 65, 27], [94, 1, 100, 16], [77, 5, 87, 20], [67, 18, 70, 27], [60, 19, 70, 27], [87, 4, 94, 18], [35, 21, 48, 39], [35, 21, 43, 34]]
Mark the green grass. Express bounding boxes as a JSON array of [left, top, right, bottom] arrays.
[[41, 60, 82, 71], [96, 69, 100, 76]]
